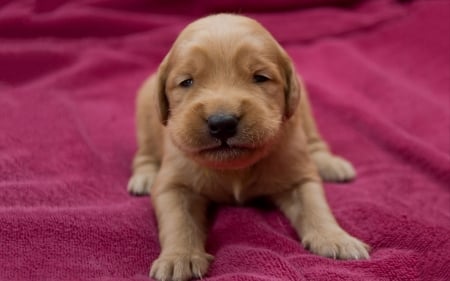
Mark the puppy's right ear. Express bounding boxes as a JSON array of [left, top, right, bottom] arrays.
[[155, 55, 170, 126], [282, 57, 301, 120]]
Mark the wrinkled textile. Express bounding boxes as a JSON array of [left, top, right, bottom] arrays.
[[0, 0, 449, 280]]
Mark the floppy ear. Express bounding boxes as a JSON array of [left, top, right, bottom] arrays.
[[282, 56, 301, 119], [155, 56, 170, 126]]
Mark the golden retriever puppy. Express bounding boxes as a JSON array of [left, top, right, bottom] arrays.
[[128, 14, 370, 281]]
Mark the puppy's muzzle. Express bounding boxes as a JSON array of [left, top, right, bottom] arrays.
[[207, 114, 238, 142]]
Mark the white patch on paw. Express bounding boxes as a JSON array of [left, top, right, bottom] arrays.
[[150, 252, 213, 281], [127, 172, 155, 195], [312, 152, 356, 182], [302, 228, 370, 260]]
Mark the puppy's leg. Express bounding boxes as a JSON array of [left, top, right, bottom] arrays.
[[299, 87, 356, 182], [273, 181, 369, 259], [128, 150, 158, 195], [128, 76, 162, 195], [151, 186, 213, 281]]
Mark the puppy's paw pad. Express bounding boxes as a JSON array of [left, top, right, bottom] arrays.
[[312, 152, 356, 182], [150, 252, 213, 281], [302, 230, 370, 260], [127, 172, 155, 196]]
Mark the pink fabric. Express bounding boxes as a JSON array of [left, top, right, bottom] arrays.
[[1, 0, 449, 280]]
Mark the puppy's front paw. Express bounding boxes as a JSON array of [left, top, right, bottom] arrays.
[[127, 170, 156, 195], [150, 252, 213, 281], [302, 228, 370, 260], [311, 152, 356, 182]]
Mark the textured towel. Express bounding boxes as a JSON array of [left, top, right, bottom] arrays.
[[0, 0, 449, 280]]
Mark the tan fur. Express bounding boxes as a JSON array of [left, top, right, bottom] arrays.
[[128, 14, 369, 281]]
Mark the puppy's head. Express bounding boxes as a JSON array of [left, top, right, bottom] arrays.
[[156, 14, 301, 169]]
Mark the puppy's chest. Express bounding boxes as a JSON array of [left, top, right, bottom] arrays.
[[230, 179, 247, 204], [202, 174, 281, 204]]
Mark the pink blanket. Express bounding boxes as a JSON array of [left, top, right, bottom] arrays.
[[1, 0, 449, 280]]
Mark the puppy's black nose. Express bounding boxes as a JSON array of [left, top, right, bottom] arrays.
[[207, 114, 238, 141]]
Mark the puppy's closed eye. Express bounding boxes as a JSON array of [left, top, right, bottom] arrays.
[[179, 78, 194, 88], [253, 74, 270, 83]]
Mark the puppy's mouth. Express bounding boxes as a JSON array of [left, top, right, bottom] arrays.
[[199, 141, 253, 155], [192, 140, 261, 169]]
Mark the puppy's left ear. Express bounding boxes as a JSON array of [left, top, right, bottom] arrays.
[[282, 56, 301, 119], [155, 55, 170, 126]]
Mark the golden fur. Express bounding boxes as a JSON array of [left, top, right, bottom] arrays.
[[128, 14, 370, 281]]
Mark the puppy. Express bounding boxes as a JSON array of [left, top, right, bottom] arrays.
[[128, 14, 370, 281]]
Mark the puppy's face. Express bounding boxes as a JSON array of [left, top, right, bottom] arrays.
[[157, 15, 300, 169]]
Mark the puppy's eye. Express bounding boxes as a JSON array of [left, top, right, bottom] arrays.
[[253, 75, 270, 83], [179, 78, 193, 88]]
